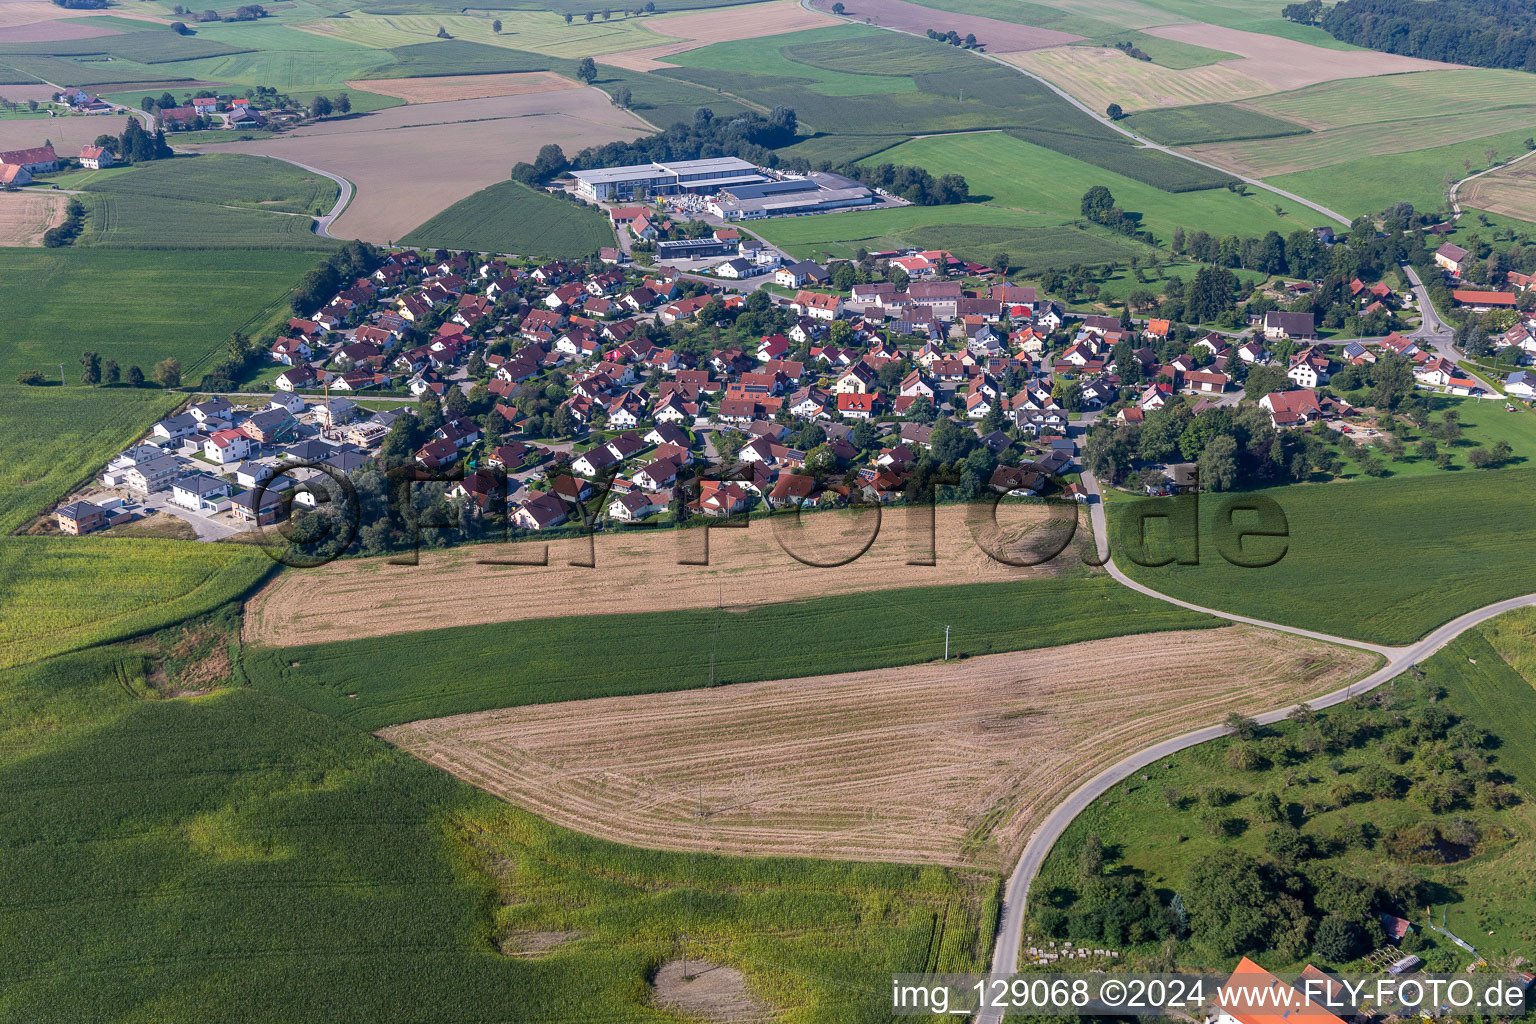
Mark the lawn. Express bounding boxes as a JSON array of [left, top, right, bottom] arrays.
[[751, 203, 1145, 271], [0, 538, 270, 671], [1122, 102, 1310, 145], [0, 641, 995, 1023], [0, 387, 178, 534], [244, 576, 1218, 731], [1107, 466, 1536, 645], [868, 131, 1312, 244], [401, 179, 614, 259], [1029, 623, 1536, 969], [0, 247, 323, 386], [82, 152, 339, 214]]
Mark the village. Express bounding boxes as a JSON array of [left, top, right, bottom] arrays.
[[43, 186, 1536, 546]]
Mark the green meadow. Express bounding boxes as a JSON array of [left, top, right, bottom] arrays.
[[402, 180, 614, 259], [1108, 467, 1536, 645], [870, 131, 1313, 242]]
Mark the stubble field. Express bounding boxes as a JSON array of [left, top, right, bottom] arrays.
[[244, 503, 1085, 645], [1460, 157, 1536, 223], [199, 90, 649, 240], [0, 189, 63, 245], [1008, 23, 1451, 112], [379, 624, 1377, 870], [346, 69, 579, 103]]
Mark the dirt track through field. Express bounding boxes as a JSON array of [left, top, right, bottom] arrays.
[[0, 190, 64, 246], [198, 90, 650, 241], [244, 503, 1087, 646], [348, 71, 581, 104], [380, 624, 1377, 869], [811, 0, 1082, 52], [600, 0, 843, 72]]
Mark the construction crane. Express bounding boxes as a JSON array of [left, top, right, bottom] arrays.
[[320, 379, 340, 441]]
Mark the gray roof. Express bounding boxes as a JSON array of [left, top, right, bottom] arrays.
[[570, 156, 757, 185], [175, 473, 230, 496]]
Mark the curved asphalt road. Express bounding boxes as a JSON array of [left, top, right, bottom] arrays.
[[250, 156, 353, 238], [977, 465, 1536, 1022]]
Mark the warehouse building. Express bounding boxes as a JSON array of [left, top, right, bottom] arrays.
[[708, 171, 876, 220], [570, 157, 766, 201]]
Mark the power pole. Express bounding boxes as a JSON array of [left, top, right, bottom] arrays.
[[944, 625, 950, 661], [58, 363, 65, 386]]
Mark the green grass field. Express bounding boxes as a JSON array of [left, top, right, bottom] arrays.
[[245, 576, 1218, 731], [83, 152, 338, 213], [1031, 624, 1536, 966], [0, 388, 178, 534], [291, 7, 680, 60], [1008, 127, 1236, 191], [671, 25, 919, 97], [752, 204, 1144, 271], [402, 180, 614, 259], [0, 538, 270, 670], [0, 54, 178, 85], [1108, 467, 1536, 645], [0, 29, 252, 63], [1123, 102, 1309, 145], [0, 641, 994, 1023], [0, 247, 321, 385], [1242, 69, 1536, 132], [1265, 126, 1536, 219], [81, 190, 338, 249], [869, 131, 1311, 243]]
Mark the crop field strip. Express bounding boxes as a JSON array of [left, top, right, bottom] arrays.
[[380, 625, 1377, 870], [401, 179, 615, 259], [244, 574, 1218, 731], [1, 644, 994, 1022], [246, 503, 1082, 646], [0, 538, 270, 671], [1119, 102, 1309, 145]]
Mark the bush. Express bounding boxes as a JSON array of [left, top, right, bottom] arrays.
[[16, 370, 46, 385]]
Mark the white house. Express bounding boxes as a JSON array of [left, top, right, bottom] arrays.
[[170, 473, 232, 512], [204, 428, 253, 465], [1506, 370, 1536, 399]]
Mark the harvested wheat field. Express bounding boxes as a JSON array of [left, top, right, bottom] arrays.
[[1461, 157, 1536, 223], [652, 961, 766, 1024], [348, 71, 581, 104], [244, 502, 1091, 646], [0, 190, 65, 246], [380, 624, 1377, 870], [0, 82, 61, 103], [601, 0, 843, 72], [1010, 23, 1454, 112], [0, 0, 162, 33], [0, 113, 135, 158], [810, 0, 1082, 53], [201, 90, 649, 241]]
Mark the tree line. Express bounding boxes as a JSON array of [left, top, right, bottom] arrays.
[[1314, 0, 1536, 71]]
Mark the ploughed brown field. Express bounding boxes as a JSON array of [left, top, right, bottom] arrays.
[[600, 0, 843, 72], [379, 624, 1377, 870], [198, 90, 649, 240], [0, 189, 64, 246], [809, 0, 1083, 53], [243, 503, 1092, 646]]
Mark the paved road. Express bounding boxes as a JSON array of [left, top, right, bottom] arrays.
[[1447, 148, 1536, 223], [976, 459, 1536, 1022], [808, 0, 1353, 228], [1400, 262, 1502, 396]]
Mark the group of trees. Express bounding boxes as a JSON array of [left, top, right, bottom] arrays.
[[924, 27, 980, 48], [1317, 0, 1536, 72], [42, 198, 85, 248], [1112, 39, 1152, 61], [114, 117, 173, 163], [1042, 681, 1515, 966], [50, 351, 176, 388], [1080, 185, 1145, 240], [518, 107, 801, 183], [843, 161, 969, 205], [562, 3, 656, 24], [309, 93, 352, 118], [290, 240, 384, 315], [167, 3, 267, 21]]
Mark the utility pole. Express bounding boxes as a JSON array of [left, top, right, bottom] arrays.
[[944, 625, 950, 661], [58, 363, 65, 386]]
